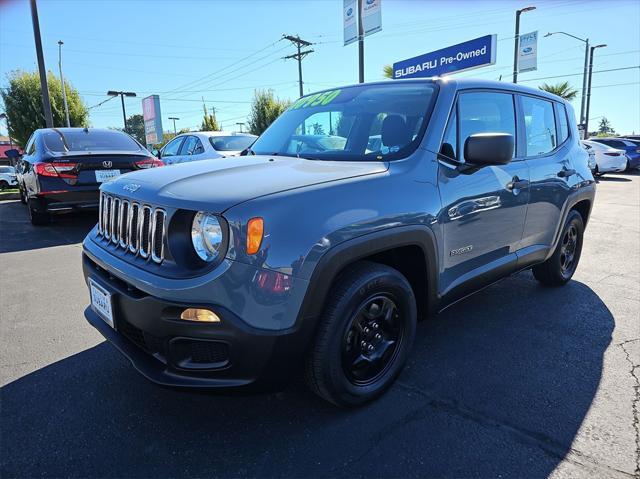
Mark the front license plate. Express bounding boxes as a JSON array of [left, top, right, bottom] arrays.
[[95, 169, 121, 182], [89, 278, 114, 328]]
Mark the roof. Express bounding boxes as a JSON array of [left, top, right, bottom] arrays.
[[303, 77, 567, 104], [178, 131, 257, 138]]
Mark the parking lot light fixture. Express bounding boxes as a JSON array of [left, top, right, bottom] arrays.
[[544, 32, 590, 133], [107, 91, 137, 133], [513, 6, 537, 84]]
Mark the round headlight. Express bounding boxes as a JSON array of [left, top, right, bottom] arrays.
[[191, 212, 223, 262]]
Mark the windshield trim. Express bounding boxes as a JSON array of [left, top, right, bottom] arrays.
[[251, 81, 439, 162]]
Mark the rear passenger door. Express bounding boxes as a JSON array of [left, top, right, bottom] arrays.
[[519, 96, 573, 253], [160, 136, 185, 165], [437, 90, 530, 299]]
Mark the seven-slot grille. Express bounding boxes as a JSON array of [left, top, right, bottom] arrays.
[[98, 192, 166, 263]]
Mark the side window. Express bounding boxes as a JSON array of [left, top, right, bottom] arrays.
[[162, 137, 184, 157], [522, 96, 557, 156], [458, 91, 516, 161], [556, 103, 569, 144], [179, 136, 199, 155], [193, 138, 204, 154], [440, 108, 457, 160]]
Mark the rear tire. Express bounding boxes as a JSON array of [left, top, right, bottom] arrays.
[[533, 210, 584, 286], [27, 199, 49, 226], [0, 180, 8, 191], [305, 261, 417, 407]]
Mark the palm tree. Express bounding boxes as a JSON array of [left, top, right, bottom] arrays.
[[538, 81, 578, 101], [383, 65, 394, 79]]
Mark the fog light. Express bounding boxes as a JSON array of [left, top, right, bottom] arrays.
[[180, 308, 221, 323]]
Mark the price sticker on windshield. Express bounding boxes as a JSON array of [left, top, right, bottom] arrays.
[[289, 89, 342, 110]]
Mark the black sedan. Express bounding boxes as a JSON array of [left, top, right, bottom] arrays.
[[15, 128, 163, 225]]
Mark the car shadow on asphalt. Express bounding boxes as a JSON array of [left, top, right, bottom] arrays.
[[0, 200, 97, 254], [0, 272, 613, 478], [597, 175, 632, 183]]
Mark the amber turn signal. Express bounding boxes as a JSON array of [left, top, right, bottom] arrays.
[[180, 308, 221, 323], [246, 217, 264, 255]]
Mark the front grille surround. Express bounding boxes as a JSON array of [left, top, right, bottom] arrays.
[[98, 192, 166, 264]]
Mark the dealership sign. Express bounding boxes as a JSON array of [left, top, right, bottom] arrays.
[[142, 95, 163, 145], [392, 34, 497, 79], [344, 0, 382, 46], [518, 31, 538, 73]]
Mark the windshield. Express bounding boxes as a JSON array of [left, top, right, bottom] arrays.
[[250, 82, 437, 161], [43, 129, 143, 153], [0, 166, 15, 174], [209, 135, 256, 151]]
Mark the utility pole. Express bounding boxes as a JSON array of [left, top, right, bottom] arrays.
[[236, 122, 245, 133], [58, 41, 71, 127], [544, 32, 590, 135], [512, 6, 536, 84], [283, 34, 314, 97], [584, 44, 607, 139], [107, 91, 136, 132], [30, 0, 53, 128], [168, 117, 179, 134], [357, 0, 364, 83]]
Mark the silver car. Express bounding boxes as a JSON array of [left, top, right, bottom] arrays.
[[158, 131, 257, 165]]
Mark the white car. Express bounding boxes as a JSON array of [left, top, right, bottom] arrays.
[[581, 140, 627, 175], [0, 165, 17, 190], [157, 131, 257, 166]]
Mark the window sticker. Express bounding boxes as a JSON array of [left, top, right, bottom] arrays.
[[289, 89, 342, 110]]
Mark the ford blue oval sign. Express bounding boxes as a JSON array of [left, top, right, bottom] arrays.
[[392, 34, 497, 79]]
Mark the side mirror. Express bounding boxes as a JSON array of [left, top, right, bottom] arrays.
[[464, 133, 514, 165], [5, 149, 21, 159]]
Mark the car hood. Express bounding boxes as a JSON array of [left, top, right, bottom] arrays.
[[102, 155, 388, 212]]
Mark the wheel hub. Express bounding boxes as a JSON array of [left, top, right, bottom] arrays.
[[560, 224, 578, 273], [342, 295, 403, 385]]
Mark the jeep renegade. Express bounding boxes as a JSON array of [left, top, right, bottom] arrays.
[[82, 78, 595, 406]]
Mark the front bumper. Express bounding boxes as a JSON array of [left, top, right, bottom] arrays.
[[82, 252, 314, 390]]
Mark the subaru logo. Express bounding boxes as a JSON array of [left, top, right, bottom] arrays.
[[102, 160, 113, 168], [123, 183, 141, 193], [346, 7, 353, 16]]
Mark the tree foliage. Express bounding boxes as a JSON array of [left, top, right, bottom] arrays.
[[154, 128, 191, 149], [538, 81, 578, 101], [383, 64, 394, 79], [0, 70, 88, 146], [124, 114, 145, 144], [247, 89, 291, 136], [201, 104, 220, 131], [597, 117, 615, 135]]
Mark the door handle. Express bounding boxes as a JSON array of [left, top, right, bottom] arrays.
[[506, 177, 529, 191], [557, 168, 576, 178]]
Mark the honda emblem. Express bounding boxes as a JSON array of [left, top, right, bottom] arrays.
[[102, 160, 113, 168]]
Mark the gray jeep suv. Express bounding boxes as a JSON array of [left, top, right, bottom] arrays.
[[82, 78, 595, 406]]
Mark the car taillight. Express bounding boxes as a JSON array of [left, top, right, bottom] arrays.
[[604, 152, 621, 156], [135, 158, 164, 169], [35, 162, 78, 178]]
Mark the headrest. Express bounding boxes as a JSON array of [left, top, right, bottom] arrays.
[[381, 115, 411, 148]]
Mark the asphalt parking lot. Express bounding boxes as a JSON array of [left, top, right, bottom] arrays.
[[1, 173, 638, 478]]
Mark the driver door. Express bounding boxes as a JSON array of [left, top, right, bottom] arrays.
[[437, 90, 530, 301]]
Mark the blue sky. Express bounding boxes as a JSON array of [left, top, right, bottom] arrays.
[[1, 0, 639, 137]]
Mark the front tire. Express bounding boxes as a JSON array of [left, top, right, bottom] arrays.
[[305, 261, 417, 407], [0, 180, 8, 191], [18, 183, 27, 204], [533, 210, 584, 286]]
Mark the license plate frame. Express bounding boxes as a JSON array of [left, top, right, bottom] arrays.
[[95, 169, 121, 183], [89, 278, 115, 328]]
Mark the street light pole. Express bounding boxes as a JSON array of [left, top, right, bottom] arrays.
[[168, 117, 179, 135], [513, 6, 536, 84], [584, 44, 607, 139], [107, 91, 136, 133], [29, 0, 53, 128], [58, 41, 71, 127], [236, 122, 245, 133], [357, 0, 365, 83], [544, 32, 590, 134]]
